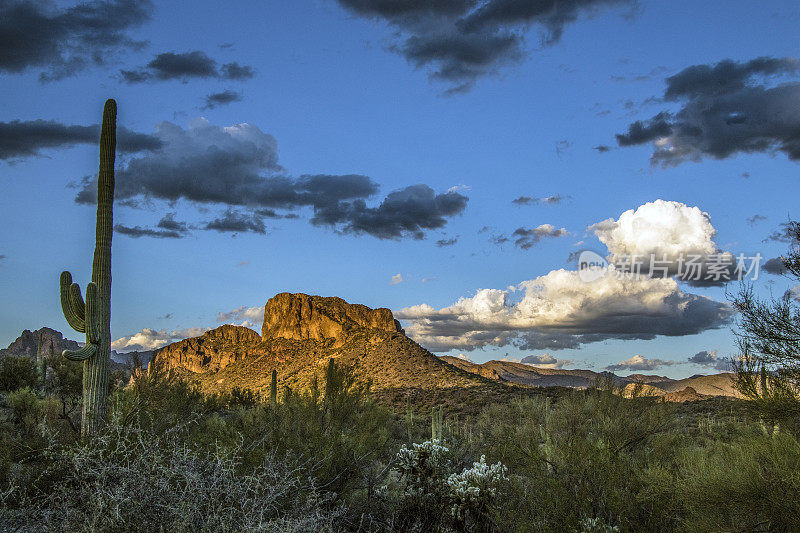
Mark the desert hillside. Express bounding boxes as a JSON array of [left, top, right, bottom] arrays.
[[151, 293, 499, 406]]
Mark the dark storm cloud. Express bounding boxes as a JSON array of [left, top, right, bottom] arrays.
[[688, 349, 729, 371], [763, 257, 788, 275], [73, 119, 466, 240], [219, 62, 254, 80], [121, 51, 255, 83], [205, 210, 266, 234], [512, 224, 567, 249], [746, 214, 767, 226], [0, 0, 151, 80], [617, 57, 800, 164], [202, 90, 243, 110], [156, 213, 189, 233], [336, 0, 633, 92], [663, 57, 800, 100], [436, 237, 459, 247], [615, 111, 673, 146], [511, 195, 533, 205], [114, 224, 184, 239], [0, 119, 161, 160], [310, 184, 468, 240], [511, 194, 569, 206]]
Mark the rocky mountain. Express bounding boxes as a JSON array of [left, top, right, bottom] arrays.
[[0, 327, 80, 359], [442, 357, 741, 400], [1, 327, 153, 373], [152, 293, 499, 408]]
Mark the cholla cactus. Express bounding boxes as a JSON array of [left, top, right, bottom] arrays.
[[59, 99, 116, 436], [394, 439, 450, 498], [447, 455, 508, 525], [578, 517, 620, 533]]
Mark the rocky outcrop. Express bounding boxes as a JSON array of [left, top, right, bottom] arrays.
[[152, 324, 262, 373], [262, 293, 403, 343], [0, 327, 80, 359]]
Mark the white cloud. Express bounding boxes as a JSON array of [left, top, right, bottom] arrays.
[[111, 326, 210, 352], [390, 273, 404, 285], [604, 354, 678, 372], [398, 269, 731, 352], [216, 305, 264, 328], [520, 353, 573, 369]]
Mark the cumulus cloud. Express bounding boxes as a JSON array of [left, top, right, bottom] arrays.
[[688, 349, 729, 371], [0, 0, 151, 80], [111, 326, 209, 352], [73, 118, 467, 240], [121, 51, 254, 83], [604, 354, 678, 372], [396, 270, 733, 352], [512, 224, 568, 249], [588, 199, 739, 285], [336, 0, 634, 93], [202, 90, 243, 109], [0, 120, 161, 160], [520, 353, 572, 369], [616, 57, 800, 165], [216, 305, 264, 328], [390, 273, 404, 285]]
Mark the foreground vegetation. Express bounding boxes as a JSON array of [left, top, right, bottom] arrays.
[[1, 355, 799, 532]]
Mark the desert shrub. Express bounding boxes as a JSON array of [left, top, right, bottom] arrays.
[[675, 430, 800, 532], [1, 420, 341, 532], [0, 355, 37, 392], [470, 391, 678, 532]]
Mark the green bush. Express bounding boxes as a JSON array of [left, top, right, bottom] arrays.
[[0, 356, 37, 392]]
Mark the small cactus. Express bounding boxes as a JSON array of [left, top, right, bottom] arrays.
[[59, 99, 116, 436]]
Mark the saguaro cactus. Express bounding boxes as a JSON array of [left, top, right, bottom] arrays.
[[59, 99, 116, 436], [270, 369, 278, 406]]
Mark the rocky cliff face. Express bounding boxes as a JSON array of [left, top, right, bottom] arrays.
[[0, 327, 80, 359], [153, 324, 262, 373], [261, 292, 403, 343], [148, 293, 490, 402]]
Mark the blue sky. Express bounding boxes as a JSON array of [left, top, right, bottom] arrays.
[[1, 0, 798, 378]]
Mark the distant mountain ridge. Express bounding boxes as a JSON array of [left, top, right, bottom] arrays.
[[0, 327, 80, 359], [3, 299, 741, 403], [0, 327, 154, 368], [441, 357, 741, 400]]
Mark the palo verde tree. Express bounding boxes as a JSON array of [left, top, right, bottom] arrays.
[[732, 221, 800, 420], [59, 99, 116, 435]]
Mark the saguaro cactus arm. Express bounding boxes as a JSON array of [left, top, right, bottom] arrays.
[[63, 282, 100, 361], [60, 271, 86, 333]]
